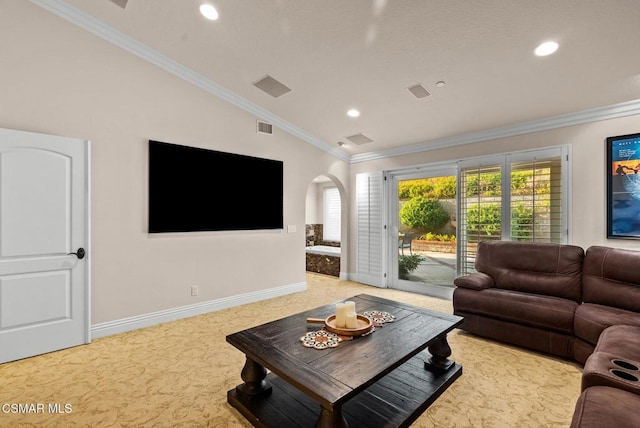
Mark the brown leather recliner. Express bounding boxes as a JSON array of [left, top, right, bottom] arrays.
[[574, 246, 640, 363], [453, 240, 585, 359]]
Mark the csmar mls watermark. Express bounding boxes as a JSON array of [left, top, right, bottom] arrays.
[[1, 403, 72, 414]]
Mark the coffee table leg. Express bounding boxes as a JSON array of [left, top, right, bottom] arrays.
[[235, 357, 272, 400], [424, 334, 455, 372], [317, 404, 348, 428]]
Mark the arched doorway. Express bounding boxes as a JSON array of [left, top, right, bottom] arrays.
[[305, 175, 343, 278]]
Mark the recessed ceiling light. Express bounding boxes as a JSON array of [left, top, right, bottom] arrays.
[[199, 4, 219, 20], [435, 81, 446, 88], [347, 109, 360, 118], [534, 41, 559, 56]]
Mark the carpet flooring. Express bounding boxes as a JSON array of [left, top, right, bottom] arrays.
[[0, 273, 582, 427]]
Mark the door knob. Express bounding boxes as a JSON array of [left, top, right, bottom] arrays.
[[68, 248, 86, 260]]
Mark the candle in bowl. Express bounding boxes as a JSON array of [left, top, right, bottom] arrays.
[[344, 300, 356, 314], [345, 311, 357, 329], [335, 303, 347, 328]]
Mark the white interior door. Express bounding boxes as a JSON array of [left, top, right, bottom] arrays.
[[0, 128, 90, 364]]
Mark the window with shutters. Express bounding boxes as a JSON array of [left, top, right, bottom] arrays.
[[458, 148, 567, 275], [323, 187, 341, 242], [510, 157, 563, 243]]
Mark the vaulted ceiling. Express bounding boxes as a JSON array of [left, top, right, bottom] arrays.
[[37, 0, 640, 161]]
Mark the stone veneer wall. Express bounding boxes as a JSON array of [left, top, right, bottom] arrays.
[[305, 224, 340, 247], [305, 253, 340, 277], [305, 224, 322, 246], [305, 224, 340, 276]]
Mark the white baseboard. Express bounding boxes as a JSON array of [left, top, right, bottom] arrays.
[[91, 281, 307, 339]]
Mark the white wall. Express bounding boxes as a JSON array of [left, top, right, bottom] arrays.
[[0, 2, 350, 324], [5, 2, 640, 327], [305, 183, 320, 224], [348, 114, 640, 277]]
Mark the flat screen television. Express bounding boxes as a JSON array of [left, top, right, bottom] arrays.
[[148, 140, 283, 233]]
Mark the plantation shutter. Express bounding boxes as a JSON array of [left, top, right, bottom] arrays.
[[458, 163, 503, 275], [323, 187, 341, 241], [509, 156, 563, 243], [356, 172, 385, 287], [458, 147, 568, 275]]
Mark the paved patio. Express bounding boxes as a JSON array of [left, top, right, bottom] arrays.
[[404, 251, 457, 287]]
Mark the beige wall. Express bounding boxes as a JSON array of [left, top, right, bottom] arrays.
[[348, 115, 640, 276], [4, 2, 640, 327], [305, 183, 320, 225], [1, 2, 349, 324]]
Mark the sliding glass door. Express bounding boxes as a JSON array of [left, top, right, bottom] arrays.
[[388, 166, 457, 298], [366, 146, 568, 298]]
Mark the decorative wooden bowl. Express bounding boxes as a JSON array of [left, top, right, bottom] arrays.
[[307, 314, 373, 336]]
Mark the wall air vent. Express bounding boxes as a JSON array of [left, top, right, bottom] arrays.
[[252, 75, 291, 98], [257, 121, 273, 135], [408, 83, 431, 99], [108, 0, 128, 9], [345, 133, 374, 145]]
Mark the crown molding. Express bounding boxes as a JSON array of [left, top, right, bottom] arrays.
[[29, 0, 351, 163], [350, 99, 640, 163], [28, 1, 640, 166]]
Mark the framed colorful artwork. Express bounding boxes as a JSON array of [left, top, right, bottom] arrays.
[[607, 132, 640, 239]]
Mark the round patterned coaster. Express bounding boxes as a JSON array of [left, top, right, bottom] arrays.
[[300, 330, 342, 349], [361, 325, 376, 336], [362, 310, 395, 325]]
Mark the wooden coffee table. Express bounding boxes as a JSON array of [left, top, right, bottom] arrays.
[[226, 294, 463, 428]]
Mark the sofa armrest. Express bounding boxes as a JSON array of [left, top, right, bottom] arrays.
[[454, 272, 495, 290]]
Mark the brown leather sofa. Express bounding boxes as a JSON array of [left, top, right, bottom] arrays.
[[574, 246, 640, 363], [571, 324, 640, 427], [452, 241, 640, 427], [453, 240, 584, 360]]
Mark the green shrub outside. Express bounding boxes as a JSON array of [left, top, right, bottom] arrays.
[[464, 170, 552, 197], [399, 197, 449, 231], [397, 170, 551, 240], [398, 254, 423, 279], [398, 177, 456, 199], [465, 202, 543, 239], [464, 173, 502, 197], [430, 176, 456, 198], [466, 203, 502, 237], [418, 232, 456, 242], [398, 170, 551, 200]]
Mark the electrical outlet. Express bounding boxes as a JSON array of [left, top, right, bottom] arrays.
[[191, 285, 199, 296]]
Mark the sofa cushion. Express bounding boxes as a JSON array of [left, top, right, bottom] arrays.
[[453, 272, 494, 290], [571, 386, 640, 428], [574, 303, 640, 346], [453, 287, 577, 334], [474, 241, 584, 301], [574, 339, 596, 366], [583, 246, 640, 312], [594, 324, 640, 361]]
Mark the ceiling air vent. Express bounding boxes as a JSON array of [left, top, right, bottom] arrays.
[[257, 121, 273, 135], [346, 133, 374, 145], [108, 0, 128, 9], [408, 83, 431, 99], [252, 75, 292, 98]]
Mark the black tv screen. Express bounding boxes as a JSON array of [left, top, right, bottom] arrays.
[[149, 140, 283, 233]]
